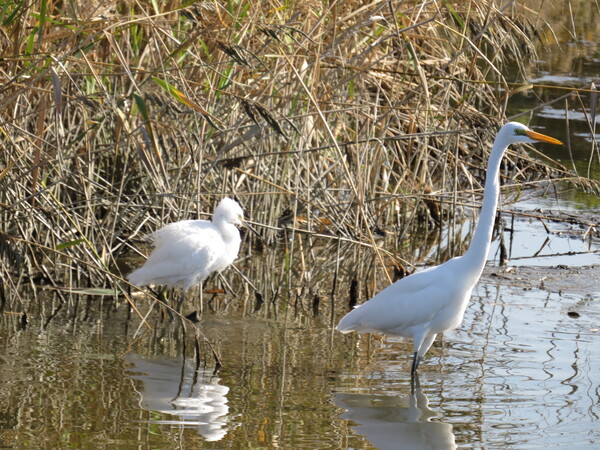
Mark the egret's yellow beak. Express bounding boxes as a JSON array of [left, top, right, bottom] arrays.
[[525, 130, 563, 145]]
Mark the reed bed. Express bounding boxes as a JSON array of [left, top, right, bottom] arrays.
[[0, 1, 592, 320]]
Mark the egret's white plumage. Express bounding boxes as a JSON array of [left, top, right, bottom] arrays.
[[336, 122, 562, 376], [128, 197, 244, 311]]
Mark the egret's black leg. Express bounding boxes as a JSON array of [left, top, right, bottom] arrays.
[[199, 284, 203, 314], [175, 290, 186, 313], [411, 352, 421, 375], [410, 371, 421, 394], [410, 352, 422, 393]]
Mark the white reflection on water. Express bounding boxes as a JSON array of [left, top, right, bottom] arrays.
[[333, 386, 456, 450], [124, 353, 230, 442]]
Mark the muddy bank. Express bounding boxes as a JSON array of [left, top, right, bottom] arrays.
[[483, 264, 600, 297], [511, 206, 600, 239]]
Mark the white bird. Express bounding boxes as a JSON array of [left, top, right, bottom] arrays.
[[128, 197, 244, 312], [336, 122, 562, 376]]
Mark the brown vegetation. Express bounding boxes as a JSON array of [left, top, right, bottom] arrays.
[[0, 1, 591, 318]]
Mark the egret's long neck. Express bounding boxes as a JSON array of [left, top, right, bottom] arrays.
[[462, 138, 507, 278], [216, 220, 240, 244]]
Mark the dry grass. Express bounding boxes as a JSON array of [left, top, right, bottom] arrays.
[[0, 1, 593, 320]]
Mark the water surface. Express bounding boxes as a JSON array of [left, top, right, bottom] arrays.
[[0, 272, 598, 448]]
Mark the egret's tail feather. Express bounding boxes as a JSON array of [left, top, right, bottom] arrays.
[[336, 313, 360, 333], [128, 268, 149, 287]]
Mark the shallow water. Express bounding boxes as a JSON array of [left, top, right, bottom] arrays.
[[488, 192, 600, 267], [0, 265, 598, 448]]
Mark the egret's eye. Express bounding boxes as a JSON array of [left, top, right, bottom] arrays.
[[514, 128, 527, 136]]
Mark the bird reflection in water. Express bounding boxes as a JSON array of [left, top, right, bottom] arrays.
[[124, 353, 230, 442], [334, 377, 456, 450]]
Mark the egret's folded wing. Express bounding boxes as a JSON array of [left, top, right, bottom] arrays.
[[151, 220, 213, 248], [129, 223, 223, 288]]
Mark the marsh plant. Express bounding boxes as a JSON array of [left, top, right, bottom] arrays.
[[0, 1, 589, 322]]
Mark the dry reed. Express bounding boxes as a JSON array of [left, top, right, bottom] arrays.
[[0, 1, 594, 322]]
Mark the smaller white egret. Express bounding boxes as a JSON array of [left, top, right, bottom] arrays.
[[128, 197, 244, 312], [336, 122, 563, 376]]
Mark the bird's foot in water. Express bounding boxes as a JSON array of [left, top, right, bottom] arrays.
[[410, 371, 421, 394], [185, 310, 201, 323]]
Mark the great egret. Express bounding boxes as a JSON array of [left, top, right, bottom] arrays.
[[128, 197, 244, 312], [336, 122, 562, 376]]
